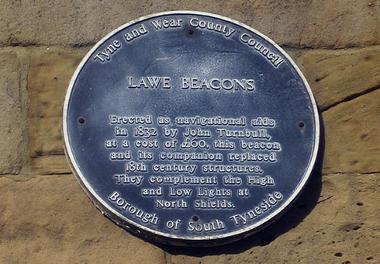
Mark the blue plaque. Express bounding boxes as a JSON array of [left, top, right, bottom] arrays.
[[63, 11, 320, 246]]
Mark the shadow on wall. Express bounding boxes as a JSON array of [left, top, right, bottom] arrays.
[[155, 112, 325, 256]]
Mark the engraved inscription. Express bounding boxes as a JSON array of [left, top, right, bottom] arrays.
[[151, 18, 183, 29], [104, 113, 282, 229], [240, 34, 284, 67], [124, 24, 148, 42], [93, 39, 122, 62], [125, 76, 256, 91], [92, 16, 285, 69], [189, 18, 235, 38]]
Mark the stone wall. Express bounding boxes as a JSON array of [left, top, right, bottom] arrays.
[[0, 1, 379, 263]]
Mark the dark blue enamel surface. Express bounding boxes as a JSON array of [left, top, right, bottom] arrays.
[[65, 13, 318, 240]]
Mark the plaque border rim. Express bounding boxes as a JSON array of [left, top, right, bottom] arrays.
[[62, 10, 320, 242]]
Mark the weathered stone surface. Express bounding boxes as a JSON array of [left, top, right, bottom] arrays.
[[323, 89, 380, 174], [289, 46, 380, 110], [0, 175, 166, 264], [27, 46, 380, 176], [30, 155, 71, 175], [28, 49, 86, 157], [28, 47, 380, 174], [29, 116, 63, 156], [296, 0, 380, 48], [0, 50, 26, 174], [0, 1, 379, 48], [168, 174, 380, 264]]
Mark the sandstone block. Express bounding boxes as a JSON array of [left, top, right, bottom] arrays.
[[292, 46, 380, 110], [0, 175, 166, 264], [0, 50, 26, 174], [323, 89, 380, 174], [27, 47, 380, 176], [30, 155, 71, 175], [0, 1, 378, 48], [28, 49, 86, 157], [168, 174, 380, 264]]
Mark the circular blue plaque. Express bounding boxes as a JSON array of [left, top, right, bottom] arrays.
[[63, 11, 320, 246]]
